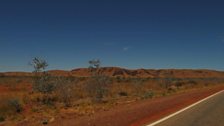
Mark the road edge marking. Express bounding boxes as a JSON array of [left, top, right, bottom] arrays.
[[146, 90, 224, 126]]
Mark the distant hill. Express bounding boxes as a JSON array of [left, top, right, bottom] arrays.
[[1, 67, 224, 78], [71, 67, 224, 78]]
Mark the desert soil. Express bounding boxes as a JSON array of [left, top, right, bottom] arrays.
[[38, 85, 224, 126], [1, 85, 222, 126]]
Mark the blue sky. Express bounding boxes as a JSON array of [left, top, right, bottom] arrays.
[[0, 0, 224, 72]]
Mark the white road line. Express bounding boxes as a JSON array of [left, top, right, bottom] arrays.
[[146, 90, 224, 126]]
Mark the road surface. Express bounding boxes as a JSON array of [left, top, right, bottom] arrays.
[[149, 90, 224, 126]]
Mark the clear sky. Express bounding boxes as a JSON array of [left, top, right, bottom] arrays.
[[0, 0, 224, 72]]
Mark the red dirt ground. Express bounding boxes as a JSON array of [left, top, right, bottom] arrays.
[[37, 85, 224, 126], [0, 86, 9, 93]]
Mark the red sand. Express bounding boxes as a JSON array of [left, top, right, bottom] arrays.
[[44, 85, 224, 126]]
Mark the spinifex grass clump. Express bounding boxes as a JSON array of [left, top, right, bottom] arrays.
[[0, 96, 24, 122], [8, 98, 23, 113]]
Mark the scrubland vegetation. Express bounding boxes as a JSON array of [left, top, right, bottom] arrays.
[[0, 58, 224, 125]]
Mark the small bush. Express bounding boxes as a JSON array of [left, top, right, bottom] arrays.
[[55, 77, 76, 107], [0, 116, 5, 122], [33, 73, 56, 94], [116, 76, 122, 83], [8, 99, 23, 113], [118, 91, 128, 97], [168, 85, 177, 93], [188, 80, 197, 85], [85, 75, 111, 103], [0, 97, 23, 120], [33, 93, 57, 105], [42, 119, 48, 125], [142, 90, 154, 99], [131, 78, 144, 96]]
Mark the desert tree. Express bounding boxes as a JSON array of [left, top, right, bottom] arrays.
[[30, 57, 54, 93], [30, 57, 76, 106], [31, 57, 48, 72], [30, 57, 56, 104], [89, 59, 101, 69], [88, 59, 101, 76], [86, 59, 111, 103]]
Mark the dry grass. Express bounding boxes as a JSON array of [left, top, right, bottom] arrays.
[[0, 75, 224, 125]]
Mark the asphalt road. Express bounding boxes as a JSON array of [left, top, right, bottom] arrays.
[[153, 91, 224, 126]]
